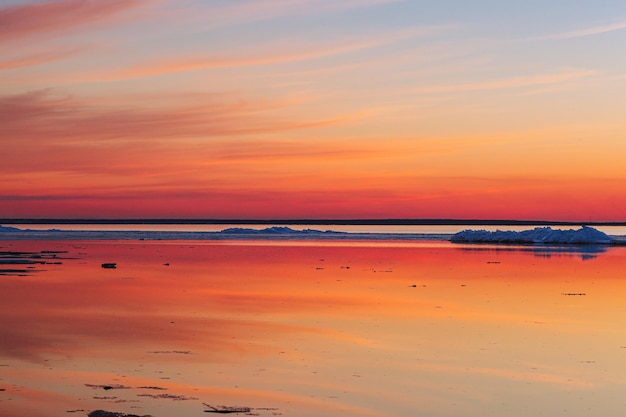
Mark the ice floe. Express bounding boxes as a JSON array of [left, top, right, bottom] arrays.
[[451, 226, 615, 244]]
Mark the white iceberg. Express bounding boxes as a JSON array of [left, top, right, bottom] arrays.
[[451, 226, 614, 244]]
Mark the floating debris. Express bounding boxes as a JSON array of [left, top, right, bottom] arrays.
[[0, 260, 38, 264], [561, 293, 587, 296], [0, 269, 33, 276], [85, 384, 132, 391], [138, 393, 198, 401], [101, 263, 117, 269], [0, 250, 74, 276], [204, 403, 252, 414], [148, 350, 192, 355], [88, 411, 152, 417]]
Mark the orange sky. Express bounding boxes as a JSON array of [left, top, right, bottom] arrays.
[[2, 0, 626, 220]]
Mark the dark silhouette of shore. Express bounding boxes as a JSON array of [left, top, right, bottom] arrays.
[[2, 218, 625, 226]]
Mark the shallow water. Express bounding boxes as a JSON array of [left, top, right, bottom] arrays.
[[1, 240, 625, 417]]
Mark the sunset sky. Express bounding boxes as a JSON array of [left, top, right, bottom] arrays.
[[2, 0, 626, 220]]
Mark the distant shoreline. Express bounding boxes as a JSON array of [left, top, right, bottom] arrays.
[[2, 219, 626, 226], [0, 230, 454, 241], [1, 226, 625, 243]]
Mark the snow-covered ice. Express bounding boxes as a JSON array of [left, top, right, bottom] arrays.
[[451, 226, 615, 244]]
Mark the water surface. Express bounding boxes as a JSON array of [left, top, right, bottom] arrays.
[[1, 240, 625, 416]]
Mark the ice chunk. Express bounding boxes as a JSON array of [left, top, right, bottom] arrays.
[[451, 226, 614, 244]]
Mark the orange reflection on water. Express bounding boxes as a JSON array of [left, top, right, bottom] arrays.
[[1, 240, 626, 417]]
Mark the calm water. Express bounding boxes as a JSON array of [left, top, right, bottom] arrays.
[[1, 239, 626, 417]]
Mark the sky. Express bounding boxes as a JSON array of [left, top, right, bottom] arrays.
[[2, 0, 626, 221]]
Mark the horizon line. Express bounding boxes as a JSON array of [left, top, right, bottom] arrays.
[[2, 218, 626, 226]]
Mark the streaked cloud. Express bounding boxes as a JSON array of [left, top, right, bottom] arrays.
[[108, 26, 441, 80], [0, 0, 149, 43], [535, 20, 626, 40], [194, 0, 405, 28], [0, 89, 372, 183], [412, 69, 595, 94], [0, 89, 363, 145], [0, 46, 84, 70]]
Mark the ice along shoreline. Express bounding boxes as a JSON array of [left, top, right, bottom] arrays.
[[1, 224, 625, 244], [0, 225, 451, 241]]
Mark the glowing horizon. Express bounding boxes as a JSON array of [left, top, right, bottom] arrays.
[[2, 1, 626, 221]]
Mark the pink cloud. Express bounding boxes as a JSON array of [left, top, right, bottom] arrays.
[[0, 46, 83, 70], [103, 26, 439, 80], [0, 0, 148, 42], [412, 70, 595, 94], [206, 0, 404, 26], [0, 89, 368, 184], [0, 89, 360, 145]]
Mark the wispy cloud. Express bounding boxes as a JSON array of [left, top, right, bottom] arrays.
[[412, 69, 595, 94], [107, 26, 438, 80], [0, 88, 377, 201], [0, 0, 148, 43], [196, 0, 404, 28], [0, 89, 362, 145], [112, 41, 386, 79], [0, 47, 84, 70], [532, 20, 626, 40]]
